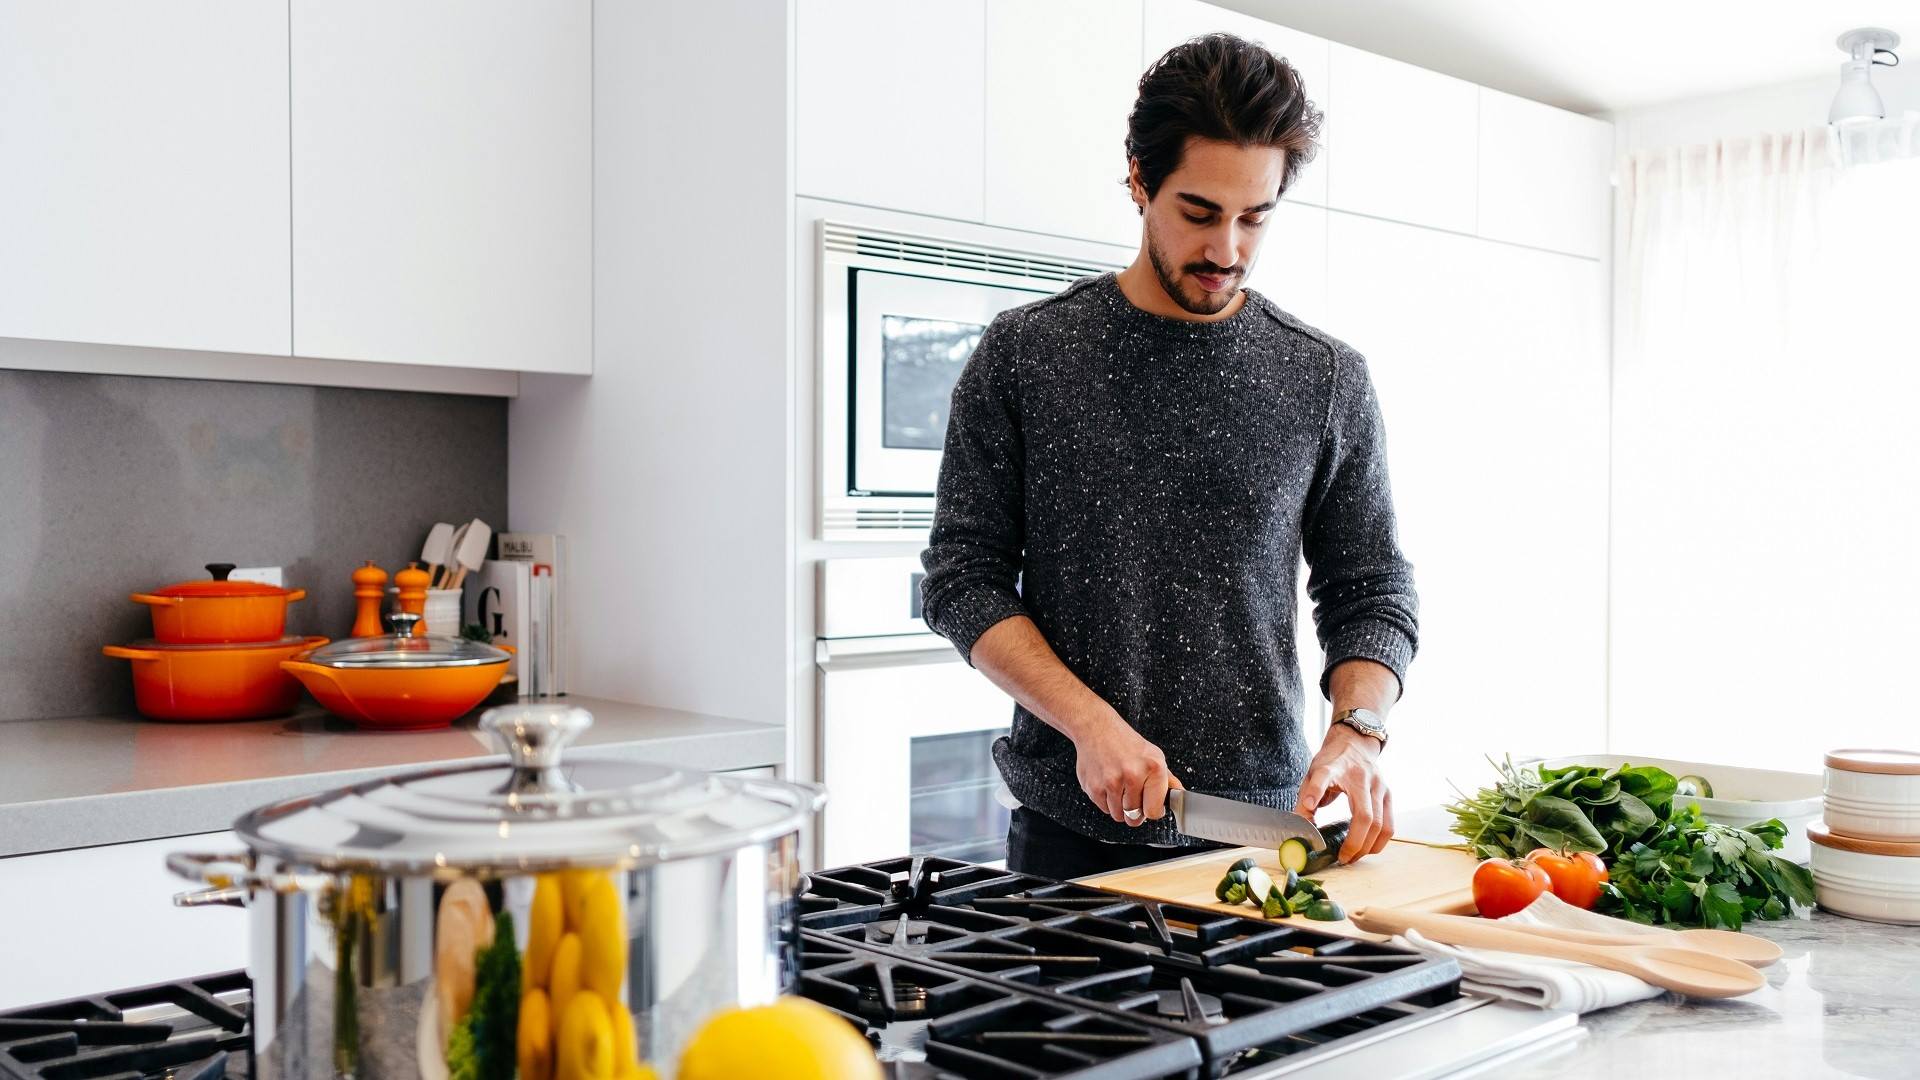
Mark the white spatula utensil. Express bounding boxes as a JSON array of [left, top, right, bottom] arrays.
[[420, 522, 456, 587], [445, 518, 491, 590]]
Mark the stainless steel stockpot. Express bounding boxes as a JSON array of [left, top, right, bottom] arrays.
[[170, 703, 824, 1080]]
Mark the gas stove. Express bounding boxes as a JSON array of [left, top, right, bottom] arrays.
[[0, 857, 1579, 1080]]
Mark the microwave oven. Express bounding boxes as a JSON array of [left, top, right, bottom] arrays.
[[815, 219, 1124, 540]]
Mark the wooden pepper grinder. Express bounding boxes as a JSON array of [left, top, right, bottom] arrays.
[[394, 562, 431, 634], [351, 561, 389, 639]]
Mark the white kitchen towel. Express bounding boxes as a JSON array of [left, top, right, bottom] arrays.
[[1390, 893, 1670, 1012]]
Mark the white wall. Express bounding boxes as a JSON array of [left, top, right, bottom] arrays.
[[508, 0, 795, 730], [1606, 59, 1920, 157]]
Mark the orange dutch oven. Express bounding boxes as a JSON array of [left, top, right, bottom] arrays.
[[280, 612, 512, 731], [103, 635, 330, 721], [132, 563, 308, 644]]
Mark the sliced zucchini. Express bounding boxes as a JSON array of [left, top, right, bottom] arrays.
[[1230, 856, 1258, 873], [1223, 882, 1248, 905], [1260, 886, 1291, 919], [1214, 872, 1236, 902], [1244, 866, 1275, 907], [1302, 821, 1352, 874], [1285, 890, 1315, 912], [1297, 877, 1327, 900], [1676, 774, 1715, 799], [1303, 899, 1346, 922], [1279, 868, 1300, 896], [1278, 837, 1311, 874]]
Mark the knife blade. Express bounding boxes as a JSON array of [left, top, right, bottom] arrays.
[[1168, 789, 1326, 851]]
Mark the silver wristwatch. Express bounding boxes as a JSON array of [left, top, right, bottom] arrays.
[[1331, 707, 1388, 749]]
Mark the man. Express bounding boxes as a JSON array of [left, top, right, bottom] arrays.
[[918, 34, 1418, 882]]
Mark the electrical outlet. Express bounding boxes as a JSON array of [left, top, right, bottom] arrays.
[[230, 566, 285, 587]]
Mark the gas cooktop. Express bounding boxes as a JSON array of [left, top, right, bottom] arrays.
[[793, 855, 1477, 1077]]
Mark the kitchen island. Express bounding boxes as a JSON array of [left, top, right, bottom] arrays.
[[0, 695, 784, 856], [1505, 909, 1920, 1080]]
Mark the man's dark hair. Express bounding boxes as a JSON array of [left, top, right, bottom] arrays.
[[1125, 33, 1323, 207]]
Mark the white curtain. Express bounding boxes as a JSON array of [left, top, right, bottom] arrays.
[[1611, 112, 1920, 771]]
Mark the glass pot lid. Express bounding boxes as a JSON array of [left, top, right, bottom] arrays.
[[233, 703, 825, 872], [300, 611, 510, 668]]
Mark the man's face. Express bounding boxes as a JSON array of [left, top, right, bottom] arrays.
[[1131, 137, 1286, 316]]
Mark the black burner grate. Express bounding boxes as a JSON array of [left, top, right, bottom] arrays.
[[0, 972, 249, 1080]]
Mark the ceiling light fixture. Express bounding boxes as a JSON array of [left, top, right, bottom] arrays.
[[1830, 27, 1901, 126]]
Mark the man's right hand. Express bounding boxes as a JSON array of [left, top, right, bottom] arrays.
[[1071, 711, 1182, 827]]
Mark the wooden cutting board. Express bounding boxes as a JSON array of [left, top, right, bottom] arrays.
[[1080, 839, 1479, 941]]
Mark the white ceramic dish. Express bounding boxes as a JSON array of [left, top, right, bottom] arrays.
[[1526, 754, 1822, 864], [1808, 820, 1920, 925], [1825, 748, 1920, 809], [1822, 793, 1920, 842]]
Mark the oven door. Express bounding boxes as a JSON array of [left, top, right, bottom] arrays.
[[817, 636, 1016, 868], [848, 268, 1046, 496]]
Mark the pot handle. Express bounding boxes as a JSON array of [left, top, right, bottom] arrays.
[[167, 849, 255, 888], [102, 644, 163, 662], [128, 592, 183, 607], [174, 886, 249, 908], [284, 588, 307, 604], [280, 658, 342, 690]]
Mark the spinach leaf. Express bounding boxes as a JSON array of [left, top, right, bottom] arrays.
[[1521, 795, 1608, 853]]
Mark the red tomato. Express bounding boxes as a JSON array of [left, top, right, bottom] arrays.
[[1472, 857, 1551, 919], [1524, 847, 1609, 909]]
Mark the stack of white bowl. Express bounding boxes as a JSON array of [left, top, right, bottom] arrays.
[[1810, 749, 1920, 924]]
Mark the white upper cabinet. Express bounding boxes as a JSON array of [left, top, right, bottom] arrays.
[[1243, 201, 1327, 329], [0, 1, 291, 356], [984, 0, 1143, 247], [1324, 44, 1477, 234], [1477, 88, 1613, 259], [1141, 0, 1329, 209], [290, 0, 591, 374], [798, 0, 986, 222]]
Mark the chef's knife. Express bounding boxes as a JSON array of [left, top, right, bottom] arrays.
[[1168, 789, 1326, 851]]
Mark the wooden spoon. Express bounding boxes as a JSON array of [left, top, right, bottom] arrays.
[[1500, 920, 1782, 968], [1351, 906, 1766, 998]]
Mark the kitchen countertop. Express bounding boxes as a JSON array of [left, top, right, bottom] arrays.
[[1506, 909, 1920, 1079], [0, 695, 785, 857]]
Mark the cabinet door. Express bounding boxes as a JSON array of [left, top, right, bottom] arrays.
[[1141, 0, 1329, 209], [797, 0, 986, 221], [1325, 214, 1606, 807], [1477, 88, 1614, 259], [291, 0, 591, 373], [0, 1, 290, 355], [984, 0, 1142, 246], [1243, 201, 1327, 329], [1324, 44, 1477, 234], [0, 832, 246, 1010]]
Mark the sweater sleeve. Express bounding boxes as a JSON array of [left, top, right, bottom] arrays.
[[919, 312, 1030, 665], [1302, 344, 1420, 699]]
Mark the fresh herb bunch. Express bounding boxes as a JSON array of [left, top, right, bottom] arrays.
[[1598, 805, 1816, 929], [467, 910, 520, 1080], [1446, 757, 1676, 861]]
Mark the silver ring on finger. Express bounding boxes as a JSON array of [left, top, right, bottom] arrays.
[[1123, 807, 1143, 822]]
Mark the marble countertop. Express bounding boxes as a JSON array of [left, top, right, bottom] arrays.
[[1503, 910, 1920, 1079], [0, 695, 785, 857]]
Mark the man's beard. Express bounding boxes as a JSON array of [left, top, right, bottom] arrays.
[[1146, 218, 1241, 316]]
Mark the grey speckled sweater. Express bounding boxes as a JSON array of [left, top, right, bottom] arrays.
[[919, 272, 1418, 846]]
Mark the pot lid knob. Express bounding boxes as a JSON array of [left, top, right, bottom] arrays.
[[384, 611, 424, 638], [205, 562, 236, 581], [480, 703, 595, 794]]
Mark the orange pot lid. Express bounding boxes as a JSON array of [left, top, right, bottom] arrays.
[[1808, 820, 1920, 857], [150, 563, 296, 598], [1825, 749, 1920, 776], [126, 635, 324, 653]]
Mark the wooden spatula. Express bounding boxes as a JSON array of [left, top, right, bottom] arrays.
[[1500, 920, 1783, 968], [1351, 906, 1766, 998]]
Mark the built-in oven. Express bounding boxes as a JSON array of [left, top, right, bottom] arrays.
[[815, 556, 1018, 867], [816, 220, 1125, 540]]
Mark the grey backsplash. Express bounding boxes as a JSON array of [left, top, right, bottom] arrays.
[[0, 369, 508, 721]]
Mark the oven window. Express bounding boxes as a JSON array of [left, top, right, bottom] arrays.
[[909, 728, 1011, 864], [881, 315, 983, 450]]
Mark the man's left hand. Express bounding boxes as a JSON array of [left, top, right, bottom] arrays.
[[1293, 723, 1393, 863]]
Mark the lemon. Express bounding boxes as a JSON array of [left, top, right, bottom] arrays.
[[677, 996, 879, 1080], [518, 988, 554, 1080], [608, 999, 639, 1071], [548, 931, 584, 1043], [578, 875, 628, 999], [525, 873, 565, 992], [561, 869, 607, 932], [557, 989, 614, 1080]]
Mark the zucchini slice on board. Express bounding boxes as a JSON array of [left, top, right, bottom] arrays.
[[1244, 866, 1275, 908], [1261, 886, 1292, 919], [1277, 837, 1311, 874], [1304, 899, 1346, 922]]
